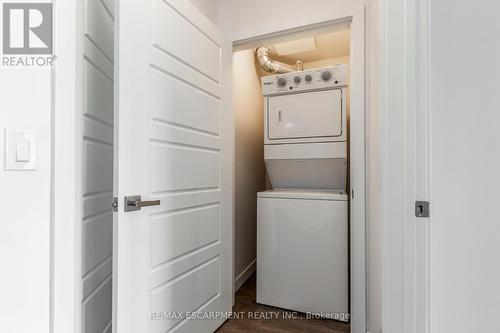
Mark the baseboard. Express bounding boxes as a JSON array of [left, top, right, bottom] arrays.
[[234, 259, 256, 292]]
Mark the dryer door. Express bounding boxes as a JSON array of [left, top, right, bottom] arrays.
[[267, 89, 343, 140]]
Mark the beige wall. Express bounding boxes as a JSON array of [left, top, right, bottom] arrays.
[[233, 49, 267, 288], [302, 55, 349, 69]]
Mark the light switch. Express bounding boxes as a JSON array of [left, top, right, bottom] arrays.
[[4, 129, 37, 170], [16, 137, 30, 162]]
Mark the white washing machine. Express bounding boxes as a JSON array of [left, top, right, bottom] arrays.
[[256, 190, 349, 316], [257, 65, 349, 319]]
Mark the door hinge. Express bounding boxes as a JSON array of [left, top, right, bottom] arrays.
[[415, 201, 430, 218], [112, 197, 118, 212]]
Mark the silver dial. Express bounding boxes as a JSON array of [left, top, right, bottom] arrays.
[[277, 77, 287, 87], [321, 71, 332, 81]]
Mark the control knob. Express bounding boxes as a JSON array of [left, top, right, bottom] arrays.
[[277, 77, 287, 87], [305, 74, 313, 82], [321, 71, 332, 81], [294, 76, 302, 84]]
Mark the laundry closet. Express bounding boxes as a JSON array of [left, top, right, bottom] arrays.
[[233, 28, 352, 321]]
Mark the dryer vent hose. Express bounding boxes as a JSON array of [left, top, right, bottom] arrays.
[[256, 46, 302, 74]]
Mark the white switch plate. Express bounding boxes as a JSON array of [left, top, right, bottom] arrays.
[[16, 137, 30, 162], [4, 129, 37, 170]]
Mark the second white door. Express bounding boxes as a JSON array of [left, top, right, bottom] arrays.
[[113, 0, 233, 332]]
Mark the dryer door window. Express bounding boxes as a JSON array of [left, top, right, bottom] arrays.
[[267, 89, 343, 140]]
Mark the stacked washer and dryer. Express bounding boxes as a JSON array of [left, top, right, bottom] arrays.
[[256, 64, 349, 320]]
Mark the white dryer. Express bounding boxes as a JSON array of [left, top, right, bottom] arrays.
[[262, 65, 348, 190], [257, 65, 349, 320]]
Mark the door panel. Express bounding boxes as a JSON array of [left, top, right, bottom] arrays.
[[83, 212, 113, 273], [151, 0, 221, 82], [149, 258, 220, 333], [84, 61, 114, 125], [114, 0, 233, 332], [151, 69, 220, 135], [151, 143, 220, 193], [150, 204, 220, 267], [85, 0, 114, 60], [82, 0, 115, 331], [268, 89, 343, 140], [83, 278, 112, 333]]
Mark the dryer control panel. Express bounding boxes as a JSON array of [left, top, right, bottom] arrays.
[[261, 64, 348, 96]]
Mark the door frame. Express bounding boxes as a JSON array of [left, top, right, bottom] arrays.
[[383, 0, 430, 332], [232, 5, 366, 333], [51, 0, 84, 332]]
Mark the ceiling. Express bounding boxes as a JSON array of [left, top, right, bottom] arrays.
[[269, 30, 350, 64]]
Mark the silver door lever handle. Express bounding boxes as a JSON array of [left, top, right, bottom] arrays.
[[124, 195, 161, 212], [130, 199, 161, 208]]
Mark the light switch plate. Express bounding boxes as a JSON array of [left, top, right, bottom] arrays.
[[4, 129, 37, 170], [16, 137, 30, 162]]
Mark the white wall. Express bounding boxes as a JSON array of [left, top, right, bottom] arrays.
[[189, 0, 218, 25], [218, 0, 361, 42], [232, 49, 267, 289], [0, 4, 55, 333], [429, 1, 500, 332], [0, 68, 52, 333]]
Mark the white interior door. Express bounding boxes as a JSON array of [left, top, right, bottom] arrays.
[[113, 0, 233, 332]]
